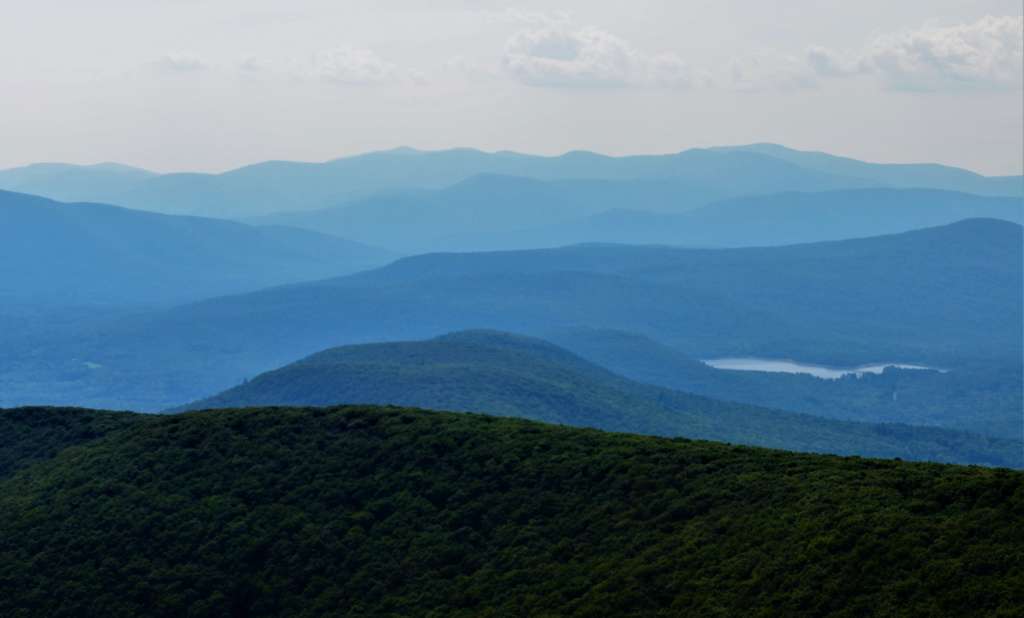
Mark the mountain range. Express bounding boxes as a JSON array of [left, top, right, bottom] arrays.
[[2, 144, 1019, 218]]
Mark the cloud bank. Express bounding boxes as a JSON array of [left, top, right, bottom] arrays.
[[856, 15, 1023, 91], [153, 15, 1021, 94], [498, 15, 1022, 93]]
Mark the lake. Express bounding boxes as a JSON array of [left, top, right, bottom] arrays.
[[701, 357, 943, 380]]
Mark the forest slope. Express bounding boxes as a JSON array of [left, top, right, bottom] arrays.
[[0, 405, 1020, 617]]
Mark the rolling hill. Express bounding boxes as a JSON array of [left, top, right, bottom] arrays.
[[0, 405, 1020, 616], [0, 190, 395, 305], [0, 219, 1018, 410], [180, 330, 1021, 466]]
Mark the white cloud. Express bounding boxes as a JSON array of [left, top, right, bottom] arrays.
[[501, 26, 693, 89], [866, 15, 1023, 90], [495, 15, 1022, 93], [812, 15, 1023, 91], [154, 52, 208, 73], [805, 45, 863, 78]]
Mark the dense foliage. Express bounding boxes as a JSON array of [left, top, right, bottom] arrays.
[[0, 406, 140, 478], [181, 331, 1022, 467], [0, 405, 1020, 617]]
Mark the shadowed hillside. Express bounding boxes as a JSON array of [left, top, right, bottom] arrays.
[[0, 190, 395, 304], [0, 406, 138, 478]]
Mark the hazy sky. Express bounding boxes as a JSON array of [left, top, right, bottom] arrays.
[[2, 0, 1021, 174]]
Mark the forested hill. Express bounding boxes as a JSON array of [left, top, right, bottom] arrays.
[[180, 331, 1022, 468], [0, 405, 1020, 616]]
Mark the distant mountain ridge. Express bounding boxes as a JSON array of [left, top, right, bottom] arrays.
[[262, 184, 1024, 252], [438, 187, 1024, 252], [248, 174, 726, 252], [180, 330, 1021, 467], [714, 143, 1024, 196], [2, 144, 1019, 218], [0, 189, 395, 305], [0, 162, 156, 203]]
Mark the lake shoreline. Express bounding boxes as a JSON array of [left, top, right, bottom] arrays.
[[702, 357, 946, 380]]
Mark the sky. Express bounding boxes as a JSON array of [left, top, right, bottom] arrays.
[[1, 0, 1021, 175]]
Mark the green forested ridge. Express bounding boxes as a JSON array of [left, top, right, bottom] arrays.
[[180, 331, 1022, 468], [0, 405, 1020, 617]]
